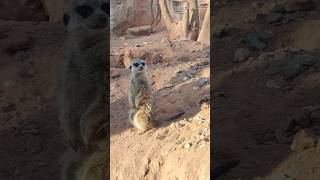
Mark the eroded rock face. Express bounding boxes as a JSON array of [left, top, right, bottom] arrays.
[[0, 0, 48, 22], [0, 0, 66, 22], [111, 0, 155, 34]]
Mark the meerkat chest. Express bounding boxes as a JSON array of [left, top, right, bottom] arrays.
[[130, 77, 150, 95]]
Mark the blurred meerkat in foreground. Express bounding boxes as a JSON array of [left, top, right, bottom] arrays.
[[60, 0, 108, 151], [128, 59, 153, 133], [60, 0, 109, 179]]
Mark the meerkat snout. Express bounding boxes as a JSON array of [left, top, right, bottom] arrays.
[[130, 59, 146, 72]]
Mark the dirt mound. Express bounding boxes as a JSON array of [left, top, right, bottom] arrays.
[[256, 148, 320, 180], [0, 21, 66, 180]]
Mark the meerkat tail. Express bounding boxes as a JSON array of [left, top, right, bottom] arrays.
[[133, 109, 153, 131], [128, 108, 136, 125]]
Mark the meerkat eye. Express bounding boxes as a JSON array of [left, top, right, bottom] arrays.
[[101, 2, 110, 15], [76, 5, 94, 19], [133, 63, 139, 67], [141, 62, 145, 66]]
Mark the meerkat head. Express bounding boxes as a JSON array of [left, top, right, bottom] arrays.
[[130, 59, 147, 75], [63, 0, 109, 31]]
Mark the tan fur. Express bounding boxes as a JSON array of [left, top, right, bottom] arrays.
[[128, 59, 153, 133]]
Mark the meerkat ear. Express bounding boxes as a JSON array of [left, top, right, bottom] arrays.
[[63, 13, 70, 26]]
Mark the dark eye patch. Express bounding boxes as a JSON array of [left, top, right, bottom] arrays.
[[75, 5, 94, 19], [101, 2, 110, 16], [133, 63, 139, 67], [141, 62, 145, 66]]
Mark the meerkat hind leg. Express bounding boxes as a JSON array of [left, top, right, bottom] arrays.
[[133, 108, 153, 133]]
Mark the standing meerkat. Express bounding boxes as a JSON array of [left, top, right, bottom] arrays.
[[128, 59, 153, 133], [60, 0, 108, 151]]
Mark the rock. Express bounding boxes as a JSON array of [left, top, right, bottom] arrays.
[[199, 95, 210, 105], [267, 53, 318, 79], [110, 54, 124, 68], [241, 31, 271, 50], [282, 57, 304, 79], [174, 69, 183, 74], [266, 13, 284, 24], [150, 53, 163, 64], [201, 101, 210, 110], [281, 0, 313, 12], [1, 103, 16, 113], [184, 142, 192, 149], [110, 69, 121, 79], [2, 80, 16, 88], [302, 105, 320, 112], [253, 1, 282, 15], [234, 48, 250, 62], [290, 127, 320, 152], [213, 25, 228, 37], [122, 48, 164, 69], [274, 128, 291, 144], [16, 0, 49, 22], [163, 82, 173, 89], [125, 26, 152, 36], [282, 54, 317, 79], [265, 79, 282, 89], [161, 38, 169, 44], [124, 34, 135, 39], [256, 131, 276, 145], [252, 0, 313, 16], [294, 113, 311, 128], [196, 78, 209, 87], [258, 52, 275, 61], [183, 76, 190, 82]]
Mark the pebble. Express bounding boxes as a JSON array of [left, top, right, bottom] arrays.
[[184, 142, 192, 149]]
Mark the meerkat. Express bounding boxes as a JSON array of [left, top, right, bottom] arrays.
[[60, 0, 109, 151], [60, 0, 109, 179], [128, 59, 153, 133], [61, 142, 107, 180]]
